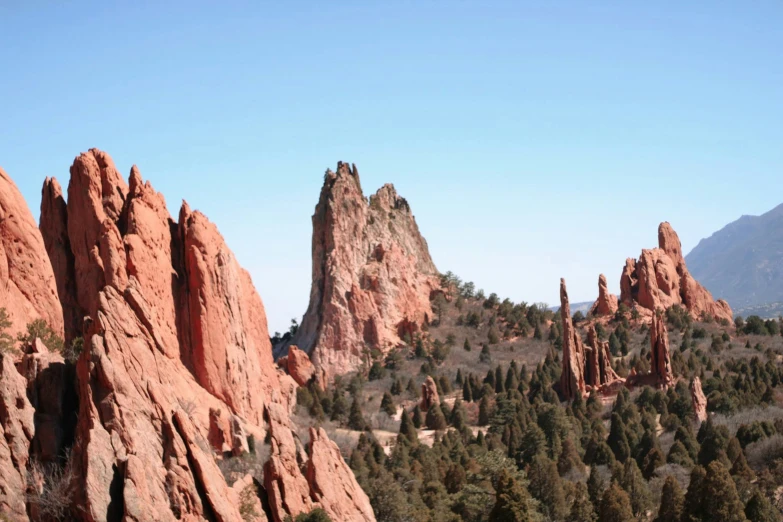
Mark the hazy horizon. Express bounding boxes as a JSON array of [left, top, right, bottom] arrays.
[[2, 2, 782, 332]]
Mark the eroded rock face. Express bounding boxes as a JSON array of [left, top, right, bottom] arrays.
[[0, 167, 63, 340], [589, 273, 618, 316], [420, 376, 440, 411], [585, 325, 621, 388], [690, 376, 708, 424], [650, 312, 673, 388], [619, 222, 732, 323], [0, 354, 35, 520], [284, 162, 441, 380], [307, 427, 375, 522], [35, 150, 373, 522], [559, 279, 586, 400]]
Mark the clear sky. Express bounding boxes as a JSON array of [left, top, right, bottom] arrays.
[[1, 2, 781, 332]]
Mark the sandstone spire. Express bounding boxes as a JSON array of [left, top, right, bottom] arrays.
[[559, 278, 586, 400], [589, 273, 619, 316], [586, 325, 620, 387], [284, 162, 441, 380], [618, 222, 732, 323], [690, 376, 708, 424], [650, 311, 673, 388]]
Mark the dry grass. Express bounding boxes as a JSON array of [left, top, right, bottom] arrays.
[[26, 454, 75, 521]]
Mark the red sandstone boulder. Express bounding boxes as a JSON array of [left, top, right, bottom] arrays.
[[0, 167, 63, 340], [286, 345, 316, 386], [589, 274, 618, 316], [281, 163, 441, 380], [421, 375, 440, 411]]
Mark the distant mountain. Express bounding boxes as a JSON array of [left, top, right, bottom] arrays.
[[686, 202, 783, 309]]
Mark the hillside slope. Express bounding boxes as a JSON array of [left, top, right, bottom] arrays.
[[686, 202, 783, 309]]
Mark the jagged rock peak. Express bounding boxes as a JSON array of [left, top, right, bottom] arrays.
[[650, 311, 674, 388], [618, 222, 733, 323], [589, 273, 618, 317], [0, 166, 63, 339], [559, 278, 586, 400], [284, 161, 441, 381]]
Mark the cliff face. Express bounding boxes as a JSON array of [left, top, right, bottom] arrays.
[[619, 222, 733, 323], [287, 162, 441, 380], [0, 150, 374, 522]]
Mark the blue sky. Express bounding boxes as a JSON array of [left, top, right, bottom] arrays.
[[1, 2, 781, 332]]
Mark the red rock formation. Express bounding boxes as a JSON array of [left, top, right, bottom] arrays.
[[0, 167, 63, 340], [307, 427, 375, 522], [284, 162, 441, 380], [34, 150, 374, 522], [585, 325, 621, 388], [650, 312, 673, 388], [0, 354, 35, 520], [420, 376, 440, 411], [589, 274, 618, 316], [286, 345, 316, 386], [559, 279, 587, 400], [618, 222, 732, 323], [690, 376, 708, 424]]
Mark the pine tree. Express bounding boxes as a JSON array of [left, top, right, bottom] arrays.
[[607, 412, 631, 462], [599, 482, 634, 522], [488, 468, 534, 522], [411, 404, 423, 428], [347, 396, 366, 431], [745, 491, 781, 522], [567, 481, 597, 522], [406, 377, 418, 397], [701, 461, 749, 522], [425, 403, 448, 430], [654, 476, 684, 522], [398, 409, 418, 445], [495, 365, 505, 393], [390, 378, 403, 395], [527, 455, 567, 521], [455, 368, 463, 386], [463, 379, 474, 402], [683, 465, 706, 522], [619, 458, 652, 517], [587, 465, 605, 511], [380, 392, 396, 416], [478, 394, 491, 426], [464, 338, 472, 351]]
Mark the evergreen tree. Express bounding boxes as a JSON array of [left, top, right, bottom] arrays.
[[463, 379, 474, 402], [411, 404, 423, 429], [618, 458, 652, 517], [480, 343, 492, 363], [464, 338, 472, 351], [599, 482, 634, 522], [495, 365, 505, 393], [488, 469, 534, 522], [380, 392, 396, 416], [527, 455, 567, 521], [587, 465, 605, 511], [683, 466, 707, 522], [425, 404, 448, 430], [745, 491, 781, 522], [567, 481, 596, 522], [654, 476, 684, 522], [667, 440, 694, 467], [701, 461, 749, 522], [398, 409, 418, 445], [607, 412, 631, 462], [478, 394, 491, 426], [406, 377, 418, 397], [390, 378, 403, 395], [347, 396, 366, 431]]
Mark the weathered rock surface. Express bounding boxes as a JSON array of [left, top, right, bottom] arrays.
[[283, 162, 441, 380], [589, 273, 618, 317], [285, 345, 316, 387], [0, 167, 63, 340], [585, 325, 621, 388], [0, 354, 35, 520], [690, 376, 708, 424], [29, 150, 374, 522], [420, 375, 440, 411], [650, 312, 673, 388], [307, 427, 375, 522], [559, 279, 587, 400], [619, 222, 733, 323]]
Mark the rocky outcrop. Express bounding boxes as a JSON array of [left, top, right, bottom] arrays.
[[559, 279, 587, 400], [650, 312, 673, 388], [691, 376, 708, 424], [307, 427, 374, 522], [420, 376, 440, 411], [589, 274, 618, 317], [285, 345, 316, 387], [283, 162, 441, 380], [619, 222, 733, 323], [31, 149, 373, 522], [0, 354, 35, 519], [0, 167, 63, 340], [585, 325, 621, 388]]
